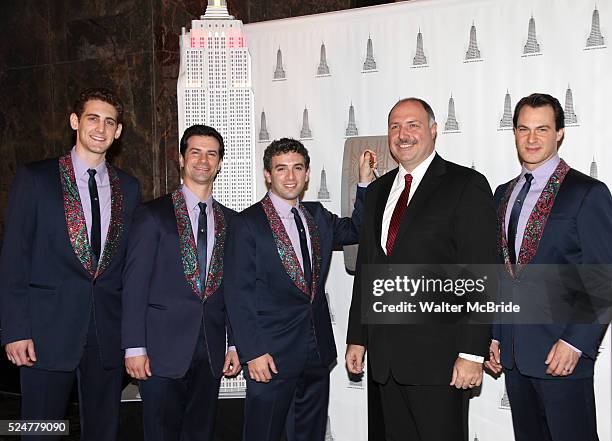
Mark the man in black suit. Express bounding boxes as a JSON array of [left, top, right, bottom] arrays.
[[346, 98, 497, 441], [0, 88, 141, 440], [225, 138, 374, 441], [485, 93, 611, 441], [122, 124, 241, 441]]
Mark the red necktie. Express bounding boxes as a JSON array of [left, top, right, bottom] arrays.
[[386, 173, 413, 255]]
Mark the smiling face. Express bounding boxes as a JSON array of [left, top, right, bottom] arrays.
[[179, 135, 222, 188], [388, 100, 437, 172], [514, 105, 564, 171], [70, 99, 122, 161], [264, 151, 310, 206]]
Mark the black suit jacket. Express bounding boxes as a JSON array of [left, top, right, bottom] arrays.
[[347, 154, 497, 385], [122, 193, 236, 379], [225, 188, 364, 379], [0, 156, 140, 370]]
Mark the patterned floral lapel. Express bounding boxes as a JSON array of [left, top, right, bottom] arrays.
[[59, 154, 124, 278], [96, 164, 123, 278], [172, 189, 204, 299], [260, 194, 317, 301], [204, 201, 226, 298], [498, 159, 571, 277]]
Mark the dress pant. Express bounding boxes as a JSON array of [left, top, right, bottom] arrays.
[[139, 321, 221, 441], [504, 367, 599, 441], [20, 311, 123, 441], [377, 374, 469, 441], [245, 331, 329, 441]]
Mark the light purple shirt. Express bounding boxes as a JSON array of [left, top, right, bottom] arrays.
[[71, 147, 111, 255], [268, 191, 312, 271], [125, 186, 235, 358], [501, 153, 580, 355]]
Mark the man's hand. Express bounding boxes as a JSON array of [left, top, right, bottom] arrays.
[[223, 349, 242, 377], [125, 355, 152, 380], [5, 339, 36, 367], [545, 340, 580, 376], [358, 149, 378, 183], [484, 340, 502, 375], [345, 344, 366, 374], [450, 357, 483, 389], [247, 353, 277, 382]]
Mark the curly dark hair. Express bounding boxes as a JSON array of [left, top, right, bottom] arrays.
[[73, 88, 124, 124], [263, 138, 310, 172]]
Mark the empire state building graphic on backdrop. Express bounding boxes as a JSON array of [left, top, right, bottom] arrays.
[[177, 0, 256, 213], [586, 6, 605, 48], [522, 15, 542, 56]]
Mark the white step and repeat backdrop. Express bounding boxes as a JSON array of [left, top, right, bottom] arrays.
[[243, 0, 611, 439]]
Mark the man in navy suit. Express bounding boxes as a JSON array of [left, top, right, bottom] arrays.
[[485, 93, 611, 441], [0, 88, 141, 440], [122, 124, 241, 441], [225, 138, 374, 441]]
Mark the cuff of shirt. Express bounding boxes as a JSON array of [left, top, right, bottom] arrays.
[[458, 352, 484, 363], [357, 182, 369, 188], [561, 339, 582, 355], [227, 345, 236, 352], [125, 347, 147, 358]]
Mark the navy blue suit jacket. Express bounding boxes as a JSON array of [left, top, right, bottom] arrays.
[[225, 188, 365, 379], [0, 157, 140, 370], [121, 194, 235, 379], [492, 168, 612, 379]]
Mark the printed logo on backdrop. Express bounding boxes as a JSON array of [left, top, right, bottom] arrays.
[[362, 36, 378, 72], [273, 47, 286, 81], [300, 107, 313, 139], [585, 6, 606, 50], [346, 103, 359, 137], [499, 383, 511, 409], [219, 372, 247, 399], [317, 42, 331, 77], [464, 21, 483, 63], [498, 91, 514, 131], [564, 86, 579, 126], [412, 29, 429, 68], [318, 172, 331, 202], [258, 110, 270, 142], [522, 15, 542, 57], [443, 94, 461, 133], [590, 158, 598, 179]]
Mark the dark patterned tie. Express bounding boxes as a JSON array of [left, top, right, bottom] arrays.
[[87, 169, 101, 264], [291, 207, 312, 289], [508, 173, 533, 265], [386, 173, 413, 255], [197, 202, 207, 287]]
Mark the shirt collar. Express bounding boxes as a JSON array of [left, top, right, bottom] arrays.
[[396, 149, 436, 185], [71, 146, 108, 181], [268, 190, 299, 219], [520, 153, 560, 183], [181, 184, 213, 212]]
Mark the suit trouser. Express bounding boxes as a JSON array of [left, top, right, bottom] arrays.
[[20, 312, 123, 441], [504, 367, 599, 441], [377, 374, 469, 441], [139, 321, 221, 441], [244, 332, 329, 441]]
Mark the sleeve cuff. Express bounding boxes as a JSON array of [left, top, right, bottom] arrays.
[[125, 347, 147, 358], [458, 352, 484, 363], [227, 345, 237, 352], [560, 339, 582, 356]]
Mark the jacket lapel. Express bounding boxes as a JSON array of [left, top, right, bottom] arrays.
[[204, 201, 226, 298], [389, 154, 445, 255], [260, 195, 312, 300], [171, 189, 204, 299], [59, 154, 97, 277], [497, 178, 519, 278], [95, 164, 124, 278]]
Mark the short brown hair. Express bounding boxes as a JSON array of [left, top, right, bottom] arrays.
[[73, 88, 124, 124]]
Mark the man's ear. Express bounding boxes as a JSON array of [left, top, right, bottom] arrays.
[[69, 113, 79, 130], [114, 123, 123, 139], [264, 169, 272, 184]]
